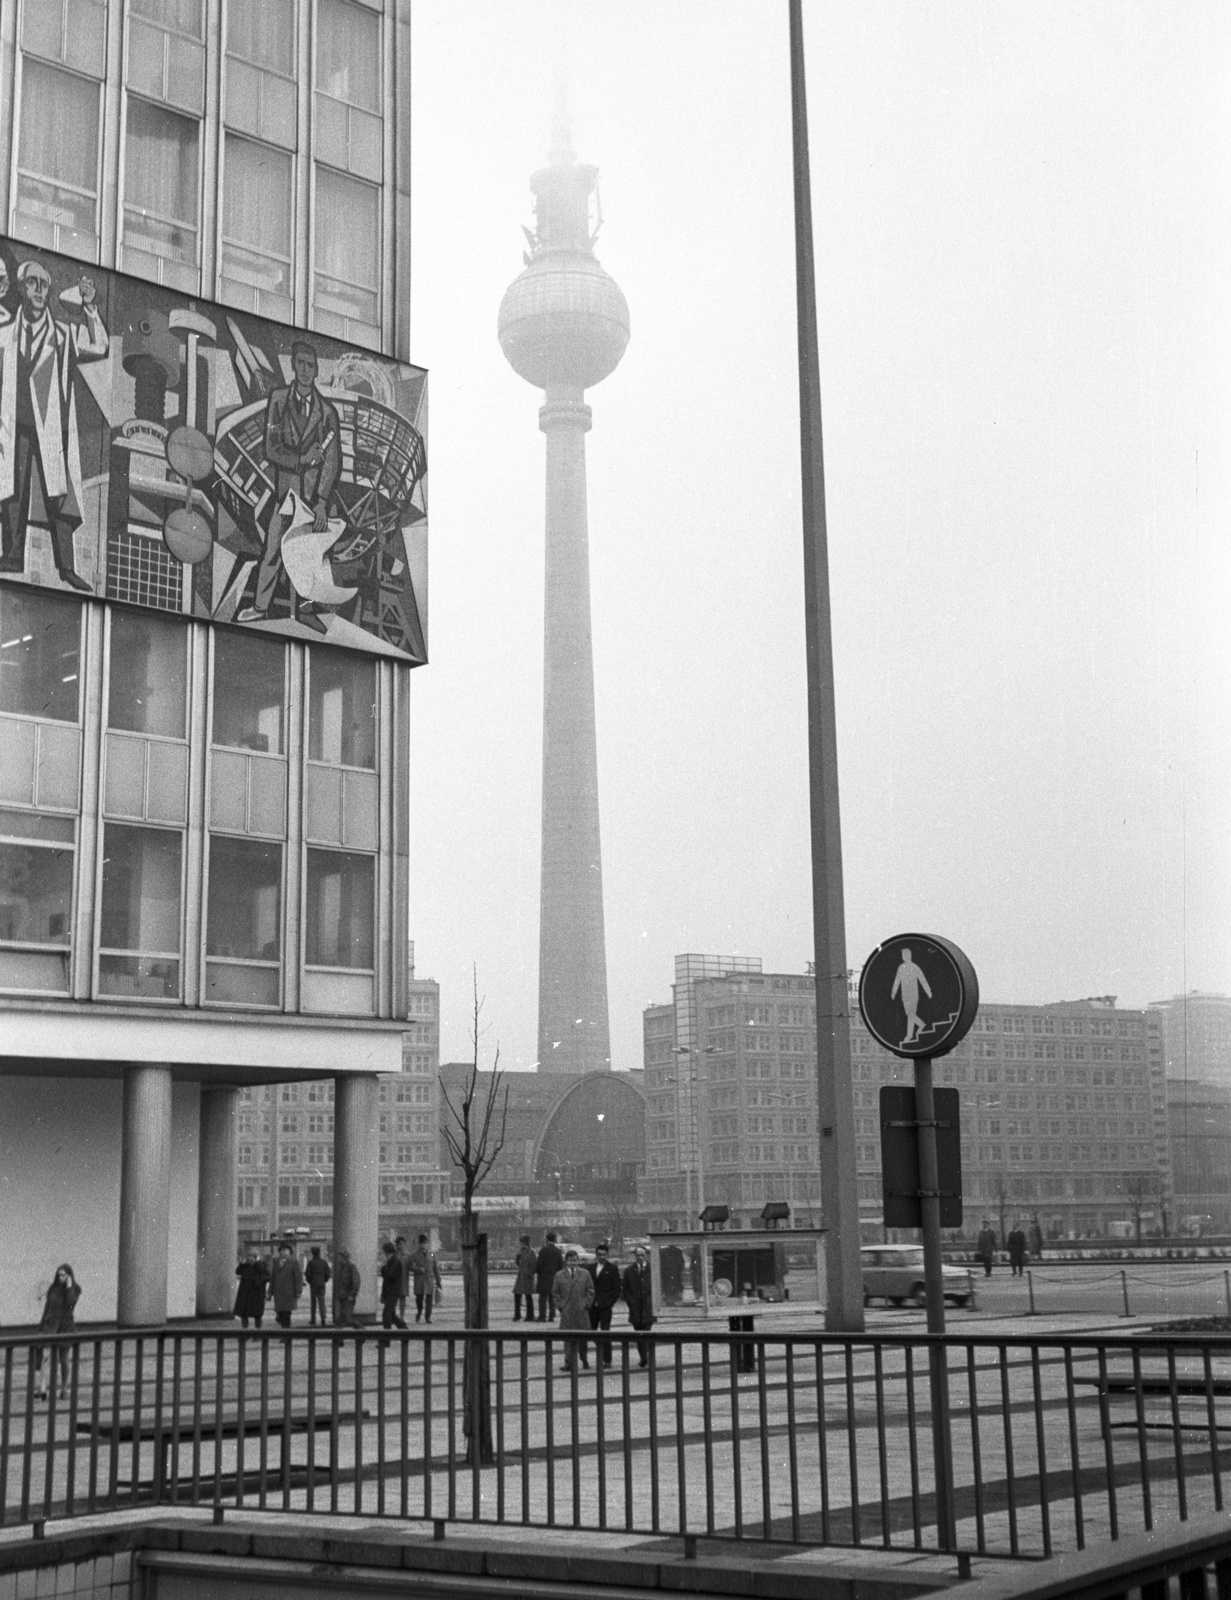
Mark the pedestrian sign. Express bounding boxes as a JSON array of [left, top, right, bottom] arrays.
[[857, 932, 978, 1060]]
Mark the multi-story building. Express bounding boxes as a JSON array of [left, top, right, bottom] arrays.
[[641, 957, 1172, 1241], [1150, 993, 1231, 1092], [640, 956, 822, 1229], [1168, 1078, 1231, 1233], [236, 956, 451, 1246], [854, 996, 1171, 1240], [0, 0, 421, 1325]]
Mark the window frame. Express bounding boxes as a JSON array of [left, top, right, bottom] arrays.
[[202, 831, 286, 1010], [302, 843, 376, 976], [11, 51, 104, 259], [0, 808, 77, 995], [209, 630, 288, 758], [119, 89, 205, 290], [94, 818, 187, 1004], [0, 587, 84, 728]]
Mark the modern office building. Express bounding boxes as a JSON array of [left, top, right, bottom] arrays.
[[641, 956, 1172, 1240], [497, 104, 629, 1077], [1150, 992, 1231, 1092], [1167, 1078, 1231, 1233], [235, 958, 451, 1249], [640, 955, 822, 1230], [0, 0, 422, 1324]]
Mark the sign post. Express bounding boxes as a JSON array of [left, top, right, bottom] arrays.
[[858, 932, 978, 1553]]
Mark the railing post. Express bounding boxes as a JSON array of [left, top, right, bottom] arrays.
[[1121, 1271, 1131, 1318], [1027, 1271, 1036, 1315], [1224, 1270, 1230, 1320]]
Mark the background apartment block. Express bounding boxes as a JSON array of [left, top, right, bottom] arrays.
[[1150, 992, 1231, 1091], [642, 957, 1173, 1241]]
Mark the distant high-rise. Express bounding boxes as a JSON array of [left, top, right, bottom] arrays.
[[498, 110, 629, 1075]]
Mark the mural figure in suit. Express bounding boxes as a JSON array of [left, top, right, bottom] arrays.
[[0, 255, 109, 588], [239, 339, 342, 631]]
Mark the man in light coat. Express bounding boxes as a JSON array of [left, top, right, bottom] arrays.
[[552, 1249, 595, 1371], [0, 256, 108, 588]]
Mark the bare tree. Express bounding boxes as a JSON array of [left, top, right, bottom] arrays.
[[439, 971, 508, 1465], [1125, 1171, 1157, 1243], [992, 1175, 1009, 1251]]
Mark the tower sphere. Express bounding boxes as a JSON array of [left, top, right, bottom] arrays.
[[498, 248, 629, 392]]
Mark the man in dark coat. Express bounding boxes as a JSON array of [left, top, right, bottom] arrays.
[[332, 1247, 360, 1326], [587, 1242, 622, 1366], [513, 1234, 537, 1322], [234, 1250, 269, 1329], [536, 1232, 564, 1323], [239, 339, 342, 628], [1007, 1224, 1027, 1277], [408, 1234, 442, 1322], [620, 1247, 654, 1368], [269, 1243, 303, 1329], [975, 1224, 997, 1277], [304, 1246, 331, 1326], [380, 1241, 408, 1329]]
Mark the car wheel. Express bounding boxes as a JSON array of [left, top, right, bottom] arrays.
[[910, 1284, 926, 1308]]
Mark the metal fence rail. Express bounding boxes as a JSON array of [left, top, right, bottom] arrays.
[[3, 1327, 1229, 1559]]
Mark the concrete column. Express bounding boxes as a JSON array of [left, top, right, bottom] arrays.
[[196, 1086, 239, 1316], [333, 1075, 380, 1321], [117, 1065, 174, 1327]]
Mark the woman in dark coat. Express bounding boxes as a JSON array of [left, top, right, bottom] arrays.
[[234, 1250, 269, 1328], [33, 1264, 81, 1400]]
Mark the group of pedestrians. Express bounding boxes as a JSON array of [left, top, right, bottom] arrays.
[[233, 1241, 362, 1328], [974, 1218, 1044, 1277], [512, 1233, 655, 1370], [380, 1235, 443, 1329]]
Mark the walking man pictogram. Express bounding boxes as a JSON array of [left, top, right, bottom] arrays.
[[891, 947, 932, 1047]]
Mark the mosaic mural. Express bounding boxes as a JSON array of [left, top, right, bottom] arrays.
[[0, 237, 427, 661]]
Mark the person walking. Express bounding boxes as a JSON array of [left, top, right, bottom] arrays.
[[1007, 1223, 1027, 1277], [395, 1236, 411, 1323], [408, 1234, 442, 1322], [333, 1247, 359, 1327], [234, 1249, 269, 1329], [536, 1232, 564, 1323], [976, 1223, 997, 1278], [587, 1242, 622, 1366], [552, 1249, 595, 1370], [513, 1234, 537, 1322], [33, 1264, 80, 1401], [304, 1246, 331, 1326], [620, 1247, 655, 1368], [269, 1242, 303, 1329], [380, 1241, 408, 1330]]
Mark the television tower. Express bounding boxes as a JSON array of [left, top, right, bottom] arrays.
[[498, 95, 629, 1075]]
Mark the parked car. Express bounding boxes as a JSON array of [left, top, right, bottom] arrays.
[[860, 1245, 976, 1308], [555, 1242, 596, 1265]]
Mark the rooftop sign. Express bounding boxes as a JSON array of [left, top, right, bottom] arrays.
[[0, 237, 427, 661]]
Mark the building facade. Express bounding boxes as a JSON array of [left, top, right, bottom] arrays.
[[640, 956, 1173, 1241], [0, 0, 420, 1325], [1168, 1078, 1231, 1233], [1150, 993, 1231, 1093]]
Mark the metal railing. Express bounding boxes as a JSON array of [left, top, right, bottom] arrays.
[[3, 1326, 1229, 1560]]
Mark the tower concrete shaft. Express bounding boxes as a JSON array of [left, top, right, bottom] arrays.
[[538, 386, 610, 1074]]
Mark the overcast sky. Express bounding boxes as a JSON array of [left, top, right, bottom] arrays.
[[407, 2, 1231, 1073]]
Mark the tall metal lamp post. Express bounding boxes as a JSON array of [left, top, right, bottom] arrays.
[[672, 1044, 718, 1222]]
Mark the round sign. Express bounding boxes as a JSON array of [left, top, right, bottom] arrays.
[[857, 932, 979, 1060], [165, 424, 214, 483], [164, 506, 213, 564]]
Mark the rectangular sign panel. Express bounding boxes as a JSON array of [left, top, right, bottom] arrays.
[[0, 237, 427, 661], [879, 1084, 963, 1229]]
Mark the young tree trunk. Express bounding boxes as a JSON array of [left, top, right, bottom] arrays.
[[460, 1210, 493, 1464]]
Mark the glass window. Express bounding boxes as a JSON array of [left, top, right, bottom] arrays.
[[212, 631, 284, 753], [0, 810, 74, 992], [108, 610, 187, 737], [313, 167, 379, 337], [14, 60, 100, 258], [123, 97, 200, 288], [309, 649, 375, 767], [227, 0, 295, 75], [131, 0, 204, 37], [98, 823, 182, 998], [220, 135, 293, 321], [0, 587, 81, 721], [206, 836, 282, 1006], [305, 849, 373, 969], [315, 0, 379, 109]]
